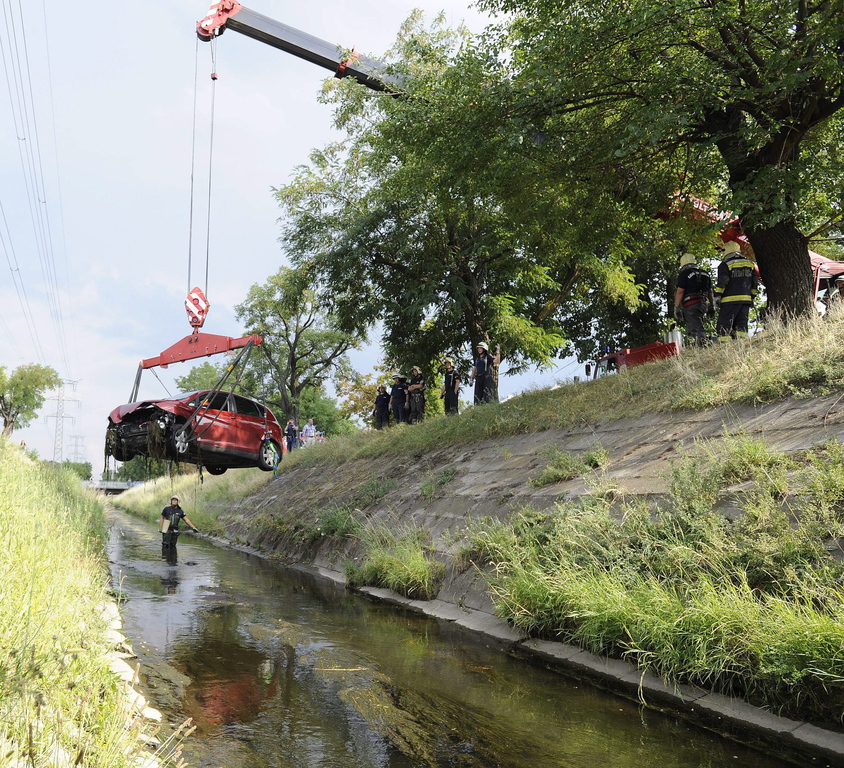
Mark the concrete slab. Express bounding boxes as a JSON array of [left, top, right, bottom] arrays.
[[452, 611, 525, 642], [519, 637, 583, 662], [787, 723, 844, 761], [692, 692, 802, 735]]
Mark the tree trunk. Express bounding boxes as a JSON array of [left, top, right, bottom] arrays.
[[745, 220, 814, 317]]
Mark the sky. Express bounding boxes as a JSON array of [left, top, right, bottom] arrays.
[[0, 0, 579, 474]]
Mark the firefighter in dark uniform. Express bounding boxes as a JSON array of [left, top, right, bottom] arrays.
[[470, 342, 500, 405], [715, 240, 758, 341], [372, 385, 391, 430], [159, 496, 199, 548], [406, 366, 426, 424], [674, 252, 715, 346], [389, 373, 407, 425], [441, 358, 461, 415]]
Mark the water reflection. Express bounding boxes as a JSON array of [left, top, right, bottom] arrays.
[[108, 511, 792, 768]]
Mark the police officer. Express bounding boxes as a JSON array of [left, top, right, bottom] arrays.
[[159, 496, 199, 548], [407, 366, 426, 424], [674, 252, 715, 346], [389, 373, 407, 425], [715, 240, 758, 341]]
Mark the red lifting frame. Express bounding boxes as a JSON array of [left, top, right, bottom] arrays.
[[141, 331, 262, 370]]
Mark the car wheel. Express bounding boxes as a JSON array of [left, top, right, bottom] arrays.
[[257, 440, 280, 472], [169, 420, 190, 456], [205, 465, 227, 475]]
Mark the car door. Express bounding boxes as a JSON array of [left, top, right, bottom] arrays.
[[191, 391, 237, 454], [230, 394, 266, 458]]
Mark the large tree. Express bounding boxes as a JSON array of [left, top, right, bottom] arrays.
[[277, 14, 650, 378], [473, 0, 844, 315], [0, 364, 60, 437], [235, 267, 358, 424]]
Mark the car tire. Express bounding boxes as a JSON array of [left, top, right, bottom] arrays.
[[205, 465, 227, 475], [257, 440, 280, 472], [168, 419, 190, 456]]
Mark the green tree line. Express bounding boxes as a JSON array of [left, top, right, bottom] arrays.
[[273, 0, 843, 371]]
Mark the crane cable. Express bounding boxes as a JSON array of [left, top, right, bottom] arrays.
[[204, 38, 218, 298], [186, 37, 198, 296], [186, 36, 218, 298]]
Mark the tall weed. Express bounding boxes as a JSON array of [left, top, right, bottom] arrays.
[[468, 437, 844, 720]]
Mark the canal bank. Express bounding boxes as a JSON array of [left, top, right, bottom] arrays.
[[107, 508, 799, 768], [116, 391, 844, 766]]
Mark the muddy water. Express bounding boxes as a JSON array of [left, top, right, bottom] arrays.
[[107, 511, 792, 768]]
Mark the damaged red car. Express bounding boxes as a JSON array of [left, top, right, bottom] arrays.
[[105, 390, 283, 475]]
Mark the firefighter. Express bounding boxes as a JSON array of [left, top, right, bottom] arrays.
[[406, 366, 426, 424], [389, 373, 407, 425], [159, 496, 199, 549], [674, 253, 715, 346], [441, 358, 461, 415], [372, 384, 391, 429], [470, 342, 500, 405], [714, 240, 758, 341]]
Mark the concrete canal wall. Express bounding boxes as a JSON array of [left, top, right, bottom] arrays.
[[210, 394, 844, 767]]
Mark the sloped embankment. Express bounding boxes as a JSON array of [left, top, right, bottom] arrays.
[[198, 393, 844, 765]]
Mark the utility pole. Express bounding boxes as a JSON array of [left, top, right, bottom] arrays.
[[46, 380, 80, 463], [68, 434, 86, 464]]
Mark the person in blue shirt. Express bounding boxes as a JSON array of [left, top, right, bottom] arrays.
[[284, 419, 299, 453]]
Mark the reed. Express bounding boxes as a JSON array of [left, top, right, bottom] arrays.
[[0, 438, 183, 767], [466, 437, 844, 721]]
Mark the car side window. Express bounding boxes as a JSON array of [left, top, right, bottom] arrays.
[[233, 394, 263, 418], [188, 392, 231, 411]]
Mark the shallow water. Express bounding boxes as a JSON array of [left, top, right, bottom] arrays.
[[107, 510, 794, 768]]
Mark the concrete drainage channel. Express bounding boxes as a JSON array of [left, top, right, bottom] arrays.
[[345, 578, 844, 768]]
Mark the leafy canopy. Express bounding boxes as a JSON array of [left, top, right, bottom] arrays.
[[235, 266, 359, 425], [0, 364, 61, 436]]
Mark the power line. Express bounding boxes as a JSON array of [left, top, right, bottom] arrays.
[[0, 0, 71, 375], [0, 198, 46, 362]]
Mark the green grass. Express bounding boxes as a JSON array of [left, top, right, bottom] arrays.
[[420, 467, 457, 501], [464, 436, 844, 723], [113, 465, 273, 534], [265, 307, 844, 473], [530, 444, 610, 487], [0, 438, 185, 767], [346, 521, 446, 600]]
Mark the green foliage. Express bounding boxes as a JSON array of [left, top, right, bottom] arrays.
[[298, 386, 357, 437], [61, 460, 92, 480], [0, 438, 182, 766], [474, 0, 844, 314], [278, 16, 590, 375], [467, 437, 844, 719], [235, 266, 361, 423], [347, 522, 445, 600], [0, 363, 61, 436], [112, 455, 171, 482]]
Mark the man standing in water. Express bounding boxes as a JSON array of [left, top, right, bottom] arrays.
[[159, 496, 199, 548]]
